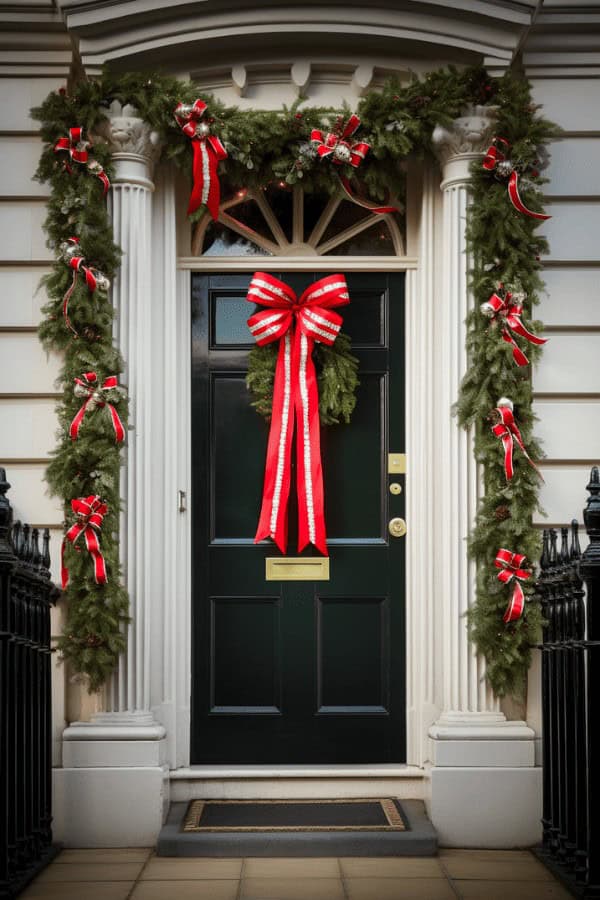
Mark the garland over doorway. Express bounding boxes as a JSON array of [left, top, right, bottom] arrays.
[[32, 65, 557, 696]]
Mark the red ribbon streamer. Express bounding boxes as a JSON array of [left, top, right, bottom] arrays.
[[495, 548, 531, 623], [174, 99, 228, 220], [491, 404, 542, 482], [247, 272, 350, 555], [311, 115, 398, 215], [482, 136, 550, 221], [61, 237, 102, 337], [61, 495, 108, 590], [69, 372, 125, 443], [54, 126, 110, 195], [483, 290, 547, 367]]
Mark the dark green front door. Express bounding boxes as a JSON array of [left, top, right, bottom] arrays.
[[191, 271, 405, 764]]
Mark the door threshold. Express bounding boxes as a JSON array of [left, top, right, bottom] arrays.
[[171, 764, 425, 780]]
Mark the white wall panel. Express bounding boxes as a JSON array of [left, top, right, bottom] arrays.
[[0, 78, 61, 131], [0, 137, 48, 196], [0, 333, 61, 392], [0, 267, 50, 325], [542, 202, 600, 261], [0, 398, 57, 457], [545, 138, 600, 196], [534, 334, 600, 393], [541, 268, 600, 326], [0, 202, 49, 260], [0, 463, 61, 524], [534, 400, 600, 458], [531, 79, 600, 132], [535, 465, 597, 525]]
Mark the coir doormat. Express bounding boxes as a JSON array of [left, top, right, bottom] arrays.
[[182, 798, 407, 832]]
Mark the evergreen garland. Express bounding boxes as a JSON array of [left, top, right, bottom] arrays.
[[31, 65, 555, 696], [456, 75, 560, 698]]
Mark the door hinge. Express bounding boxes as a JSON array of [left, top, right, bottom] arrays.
[[178, 490, 187, 513]]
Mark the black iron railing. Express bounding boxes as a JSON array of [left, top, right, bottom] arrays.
[[537, 465, 600, 897], [0, 468, 60, 899]]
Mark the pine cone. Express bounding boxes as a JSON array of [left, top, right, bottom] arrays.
[[82, 325, 102, 342], [494, 505, 511, 522]]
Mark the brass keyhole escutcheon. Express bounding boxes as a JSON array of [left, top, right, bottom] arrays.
[[389, 482, 402, 496], [388, 517, 407, 538]]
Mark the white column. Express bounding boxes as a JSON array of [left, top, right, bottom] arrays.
[[426, 107, 541, 847], [54, 104, 170, 848]]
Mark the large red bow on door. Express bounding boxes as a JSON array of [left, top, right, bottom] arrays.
[[481, 287, 547, 367], [495, 548, 531, 623], [482, 136, 550, 221], [247, 272, 350, 555], [61, 496, 108, 590], [174, 99, 228, 220], [54, 126, 110, 195]]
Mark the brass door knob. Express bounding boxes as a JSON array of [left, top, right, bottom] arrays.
[[388, 517, 407, 538]]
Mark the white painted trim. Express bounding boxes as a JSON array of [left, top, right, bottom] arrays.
[[170, 764, 425, 779], [177, 256, 418, 271]]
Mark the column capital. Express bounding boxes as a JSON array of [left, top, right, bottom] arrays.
[[431, 104, 498, 189], [93, 100, 163, 189]]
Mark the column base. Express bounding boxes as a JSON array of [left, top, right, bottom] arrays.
[[428, 714, 542, 847], [53, 713, 170, 847]]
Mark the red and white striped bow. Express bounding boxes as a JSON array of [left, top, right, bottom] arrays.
[[491, 400, 542, 482], [311, 115, 397, 215], [61, 496, 108, 590], [174, 99, 228, 220], [247, 272, 350, 555], [60, 237, 109, 337], [70, 372, 125, 443], [54, 127, 110, 195], [495, 547, 531, 622], [482, 136, 550, 221], [481, 287, 547, 367]]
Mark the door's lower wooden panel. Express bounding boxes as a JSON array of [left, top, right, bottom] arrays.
[[317, 596, 389, 715], [210, 596, 282, 714]]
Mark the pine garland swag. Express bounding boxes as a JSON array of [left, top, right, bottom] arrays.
[[456, 75, 560, 698], [32, 65, 556, 696]]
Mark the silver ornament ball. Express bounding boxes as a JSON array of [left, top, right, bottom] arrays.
[[333, 143, 352, 164], [195, 121, 211, 138], [60, 240, 80, 262], [94, 272, 111, 292], [496, 160, 514, 178]]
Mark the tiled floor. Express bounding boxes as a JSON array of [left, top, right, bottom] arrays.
[[20, 848, 573, 900]]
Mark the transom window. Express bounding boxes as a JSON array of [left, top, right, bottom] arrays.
[[192, 185, 405, 257]]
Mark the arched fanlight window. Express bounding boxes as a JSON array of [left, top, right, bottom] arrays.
[[192, 185, 405, 257]]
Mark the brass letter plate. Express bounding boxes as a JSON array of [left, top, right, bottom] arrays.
[[266, 557, 330, 581], [388, 453, 406, 474]]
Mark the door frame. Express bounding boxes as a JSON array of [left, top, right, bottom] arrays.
[[173, 251, 433, 770]]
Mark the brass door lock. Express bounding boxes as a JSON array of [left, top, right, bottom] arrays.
[[389, 482, 402, 495], [388, 517, 407, 538]]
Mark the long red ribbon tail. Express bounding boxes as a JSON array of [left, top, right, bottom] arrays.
[[499, 429, 514, 480], [69, 397, 91, 440], [188, 138, 224, 220], [508, 171, 551, 221], [503, 581, 525, 623], [339, 175, 398, 216], [62, 270, 79, 337], [83, 525, 108, 584], [508, 316, 547, 348], [254, 333, 295, 553], [294, 330, 328, 556], [107, 404, 125, 443], [509, 423, 545, 482], [501, 328, 530, 367]]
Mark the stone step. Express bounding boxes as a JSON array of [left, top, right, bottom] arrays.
[[157, 799, 437, 857], [169, 765, 427, 802]]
